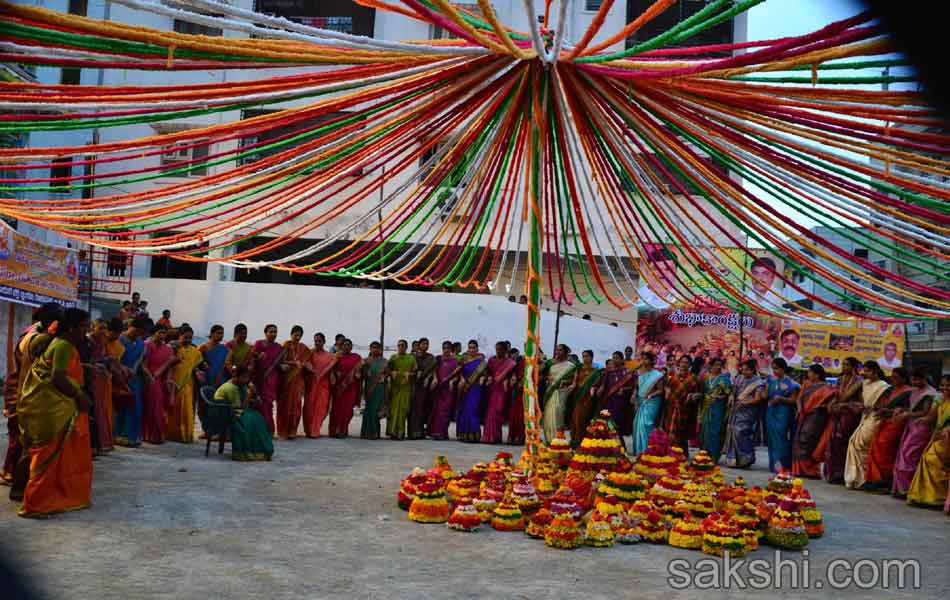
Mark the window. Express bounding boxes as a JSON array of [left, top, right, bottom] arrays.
[[625, 1, 734, 55], [238, 109, 361, 173], [160, 142, 210, 176], [60, 67, 81, 85], [149, 235, 208, 280], [173, 19, 223, 37], [853, 248, 869, 259], [50, 157, 73, 193], [255, 0, 375, 37], [585, 0, 604, 10], [938, 320, 950, 334], [430, 4, 481, 39], [68, 0, 88, 16]]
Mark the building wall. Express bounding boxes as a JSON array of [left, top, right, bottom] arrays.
[[129, 278, 634, 360]]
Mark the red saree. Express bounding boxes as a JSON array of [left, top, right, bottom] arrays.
[[865, 385, 913, 490], [507, 359, 526, 445], [141, 341, 176, 444], [303, 350, 336, 438], [329, 353, 362, 437], [791, 383, 835, 478], [276, 341, 310, 439]]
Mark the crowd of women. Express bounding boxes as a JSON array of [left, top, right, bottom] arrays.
[[2, 302, 949, 519]]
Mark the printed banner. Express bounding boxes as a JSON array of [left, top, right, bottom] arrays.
[[637, 307, 905, 374], [0, 221, 79, 306]]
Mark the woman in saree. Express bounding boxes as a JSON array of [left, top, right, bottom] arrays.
[[907, 375, 950, 508], [506, 348, 526, 446], [114, 318, 148, 448], [844, 361, 892, 489], [303, 332, 336, 438], [141, 324, 178, 445], [16, 308, 93, 518], [824, 357, 864, 483], [722, 360, 765, 469], [662, 355, 700, 457], [892, 368, 940, 497], [252, 324, 282, 435], [791, 364, 836, 478], [484, 341, 517, 444], [599, 352, 634, 432], [198, 325, 229, 391], [409, 338, 437, 440], [224, 323, 254, 376], [386, 339, 417, 441], [456, 340, 487, 443], [542, 344, 577, 445], [764, 358, 800, 473], [166, 326, 203, 444], [569, 350, 602, 447], [276, 325, 311, 440], [697, 357, 731, 463], [428, 341, 460, 440], [632, 352, 665, 457], [214, 367, 273, 462], [864, 367, 914, 491], [86, 319, 114, 454], [360, 341, 388, 440], [329, 339, 362, 438]]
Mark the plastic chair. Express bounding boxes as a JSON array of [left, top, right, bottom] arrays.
[[199, 386, 233, 457]]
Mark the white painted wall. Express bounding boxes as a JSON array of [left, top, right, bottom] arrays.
[[130, 278, 635, 360]]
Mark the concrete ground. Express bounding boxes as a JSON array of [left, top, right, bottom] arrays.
[[1, 418, 948, 600]]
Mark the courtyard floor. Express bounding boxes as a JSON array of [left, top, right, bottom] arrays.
[[1, 419, 948, 599]]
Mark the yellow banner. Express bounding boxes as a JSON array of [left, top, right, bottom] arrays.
[[0, 221, 79, 306], [777, 318, 905, 375]]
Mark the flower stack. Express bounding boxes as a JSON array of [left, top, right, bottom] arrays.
[[472, 492, 499, 523], [764, 499, 809, 550], [445, 473, 479, 506], [687, 450, 719, 481], [732, 501, 764, 550], [491, 494, 525, 532], [585, 511, 615, 548], [794, 494, 824, 538], [633, 430, 681, 484], [479, 473, 508, 502], [562, 474, 596, 513], [715, 477, 748, 511], [648, 475, 686, 517], [546, 432, 573, 471], [432, 455, 457, 481], [546, 486, 584, 521], [398, 467, 429, 510], [636, 510, 668, 544], [544, 513, 583, 550], [593, 499, 634, 542], [408, 478, 450, 524], [701, 514, 748, 557], [669, 515, 704, 550], [679, 481, 716, 519], [447, 504, 481, 532], [766, 472, 795, 495], [525, 508, 554, 539], [511, 479, 543, 517], [596, 470, 647, 507], [566, 412, 626, 480], [628, 498, 657, 523], [534, 471, 559, 500]]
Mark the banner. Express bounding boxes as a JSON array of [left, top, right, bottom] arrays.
[[637, 244, 786, 310], [637, 307, 905, 375], [0, 221, 79, 307]]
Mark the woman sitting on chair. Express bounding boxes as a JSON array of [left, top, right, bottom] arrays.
[[214, 367, 273, 462]]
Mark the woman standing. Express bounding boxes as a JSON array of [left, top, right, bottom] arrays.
[[483, 341, 517, 444], [86, 319, 114, 453], [697, 357, 731, 462], [662, 356, 699, 457], [409, 338, 437, 440], [542, 344, 577, 445], [764, 358, 800, 473], [166, 325, 203, 443], [791, 365, 835, 478], [277, 325, 310, 440], [722, 360, 764, 469], [864, 367, 914, 491], [386, 339, 416, 441], [303, 332, 335, 438], [199, 325, 229, 391], [16, 308, 93, 518], [907, 375, 950, 507], [329, 339, 362, 438], [892, 369, 940, 497], [569, 350, 602, 447], [224, 323, 254, 375], [141, 324, 178, 445], [843, 361, 892, 489], [114, 318, 148, 448], [456, 340, 486, 443], [506, 348, 526, 446], [631, 352, 664, 457], [428, 341, 460, 440], [824, 357, 864, 483], [599, 352, 634, 432], [252, 324, 283, 435], [360, 341, 388, 440]]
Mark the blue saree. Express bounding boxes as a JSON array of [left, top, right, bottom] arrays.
[[723, 375, 764, 468], [114, 335, 145, 447], [698, 373, 732, 462], [632, 369, 664, 457], [765, 375, 800, 473]]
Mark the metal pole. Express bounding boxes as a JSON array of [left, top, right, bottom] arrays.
[[552, 289, 563, 353], [378, 166, 385, 347]]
